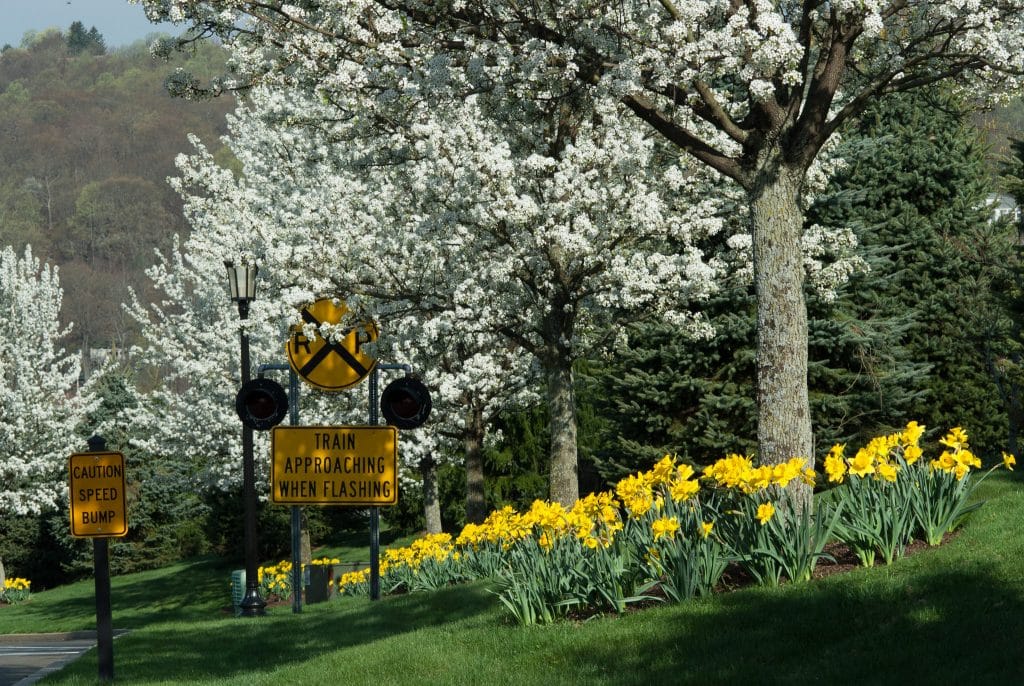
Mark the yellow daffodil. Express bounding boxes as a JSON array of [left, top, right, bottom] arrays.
[[955, 449, 981, 469], [876, 461, 899, 483], [901, 420, 925, 447], [932, 451, 957, 473], [704, 454, 755, 490], [940, 427, 969, 451], [801, 467, 817, 486], [748, 466, 773, 491], [669, 477, 700, 501], [650, 455, 676, 486], [616, 473, 653, 515], [651, 516, 680, 541], [772, 458, 806, 488], [676, 463, 696, 482], [1003, 452, 1016, 471], [3, 577, 30, 591], [756, 502, 775, 525], [824, 445, 847, 483], [848, 450, 875, 477]]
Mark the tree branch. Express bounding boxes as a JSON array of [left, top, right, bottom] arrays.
[[622, 92, 746, 186]]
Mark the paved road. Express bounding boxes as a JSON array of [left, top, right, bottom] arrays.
[[0, 632, 103, 686]]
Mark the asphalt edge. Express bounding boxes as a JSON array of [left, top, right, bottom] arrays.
[[0, 631, 99, 644], [1, 630, 129, 686]]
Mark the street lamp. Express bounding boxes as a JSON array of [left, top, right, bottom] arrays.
[[225, 260, 266, 617]]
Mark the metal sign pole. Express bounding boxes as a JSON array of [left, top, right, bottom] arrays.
[[289, 367, 302, 613], [366, 362, 413, 602], [259, 363, 304, 613], [368, 366, 381, 601], [87, 435, 114, 682]]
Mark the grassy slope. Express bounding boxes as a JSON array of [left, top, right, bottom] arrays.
[[3, 472, 1023, 685]]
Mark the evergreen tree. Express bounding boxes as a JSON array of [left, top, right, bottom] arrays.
[[85, 27, 106, 56], [70, 363, 210, 574], [988, 137, 1024, 456], [584, 287, 758, 482], [66, 22, 105, 56], [587, 89, 1008, 482], [814, 90, 1011, 455], [587, 272, 925, 483], [65, 21, 89, 55]]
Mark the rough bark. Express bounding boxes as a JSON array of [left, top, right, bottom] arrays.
[[420, 457, 442, 534], [547, 362, 580, 507], [749, 164, 814, 513], [300, 509, 312, 566], [464, 406, 487, 524]]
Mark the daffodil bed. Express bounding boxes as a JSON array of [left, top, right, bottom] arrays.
[[0, 577, 31, 604], [248, 556, 341, 604], [275, 423, 1016, 625]]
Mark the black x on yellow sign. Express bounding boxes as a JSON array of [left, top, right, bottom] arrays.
[[286, 298, 378, 391]]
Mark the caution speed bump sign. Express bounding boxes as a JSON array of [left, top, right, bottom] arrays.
[[286, 298, 378, 391], [69, 451, 128, 538]]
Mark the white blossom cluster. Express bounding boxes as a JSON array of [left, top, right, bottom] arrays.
[[0, 246, 86, 515], [138, 1, 1024, 142]]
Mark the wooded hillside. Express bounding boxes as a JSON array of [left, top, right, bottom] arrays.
[[0, 27, 234, 365]]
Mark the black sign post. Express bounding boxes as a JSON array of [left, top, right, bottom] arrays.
[[87, 435, 115, 682], [366, 366, 432, 600]]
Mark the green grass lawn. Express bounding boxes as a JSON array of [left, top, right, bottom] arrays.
[[4, 472, 1024, 685]]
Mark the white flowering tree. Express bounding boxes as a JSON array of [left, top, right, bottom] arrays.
[[161, 77, 726, 507], [0, 245, 84, 516], [128, 107, 534, 526], [388, 309, 542, 524], [125, 239, 257, 492], [155, 91, 552, 518], [141, 0, 1024, 510]]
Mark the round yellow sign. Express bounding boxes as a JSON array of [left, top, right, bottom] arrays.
[[286, 298, 378, 391]]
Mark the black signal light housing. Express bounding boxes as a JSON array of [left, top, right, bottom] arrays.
[[380, 377, 432, 430], [235, 378, 289, 431]]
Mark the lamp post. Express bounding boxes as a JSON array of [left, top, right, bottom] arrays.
[[225, 260, 266, 617]]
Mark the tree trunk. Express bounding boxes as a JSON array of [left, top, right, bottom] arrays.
[[749, 165, 814, 513], [299, 509, 312, 567], [464, 406, 487, 524], [547, 362, 580, 507], [420, 457, 442, 534]]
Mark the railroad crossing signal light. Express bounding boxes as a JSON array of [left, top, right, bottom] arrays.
[[236, 378, 289, 431], [380, 377, 432, 430]]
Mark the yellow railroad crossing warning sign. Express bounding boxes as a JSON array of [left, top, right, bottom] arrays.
[[271, 426, 398, 506], [69, 452, 128, 538], [286, 298, 378, 391]]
